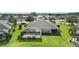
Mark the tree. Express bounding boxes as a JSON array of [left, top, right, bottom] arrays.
[[26, 15, 35, 22], [66, 16, 77, 26], [48, 17, 55, 22], [9, 16, 15, 23], [30, 12, 37, 16], [19, 24, 22, 30], [6, 33, 12, 42], [0, 32, 11, 42], [9, 16, 17, 27], [69, 26, 76, 36], [13, 19, 17, 27]]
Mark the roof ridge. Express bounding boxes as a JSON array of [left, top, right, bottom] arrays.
[[26, 19, 41, 27], [45, 20, 57, 27], [26, 19, 58, 29]]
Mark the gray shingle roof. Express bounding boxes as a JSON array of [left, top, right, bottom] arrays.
[[0, 22, 11, 33], [0, 23, 9, 30], [26, 19, 58, 29]]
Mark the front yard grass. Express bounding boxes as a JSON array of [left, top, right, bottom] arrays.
[[2, 22, 74, 47]]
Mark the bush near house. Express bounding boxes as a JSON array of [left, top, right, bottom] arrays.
[[0, 32, 11, 42]]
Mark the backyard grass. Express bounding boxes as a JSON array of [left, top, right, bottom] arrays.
[[2, 22, 74, 47]]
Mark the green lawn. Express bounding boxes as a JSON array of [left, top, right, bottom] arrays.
[[2, 22, 74, 47]]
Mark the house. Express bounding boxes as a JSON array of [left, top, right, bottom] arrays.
[[0, 15, 9, 20], [15, 15, 27, 24], [0, 21, 11, 34], [76, 18, 79, 34], [21, 19, 58, 38], [76, 25, 79, 34]]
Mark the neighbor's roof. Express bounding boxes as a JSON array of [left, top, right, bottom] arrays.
[[0, 22, 11, 32], [0, 23, 9, 30], [25, 19, 58, 29], [77, 18, 79, 26]]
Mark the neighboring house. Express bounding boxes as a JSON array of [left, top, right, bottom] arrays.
[[0, 15, 9, 20], [76, 24, 79, 34], [0, 21, 11, 34], [0, 20, 12, 42], [15, 16, 27, 24], [21, 19, 58, 38], [76, 18, 79, 34]]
